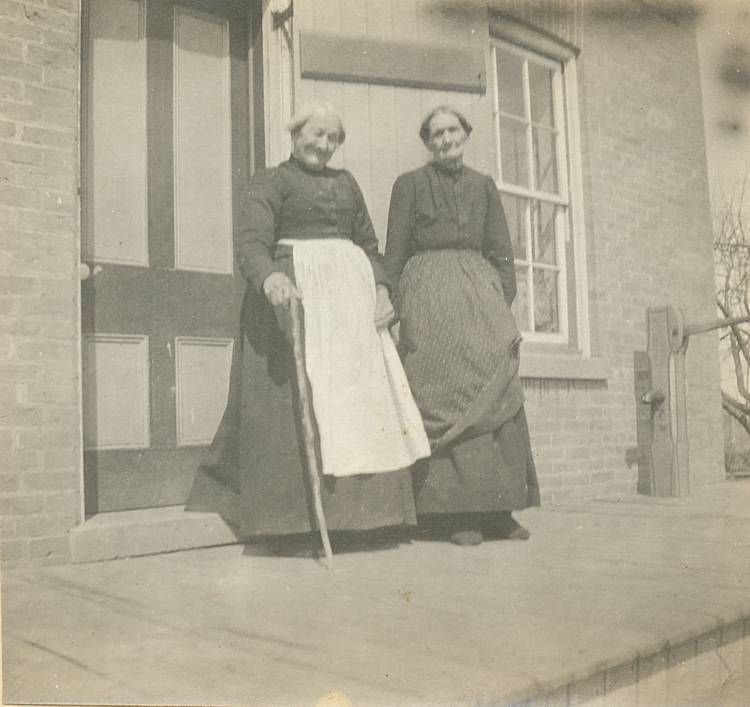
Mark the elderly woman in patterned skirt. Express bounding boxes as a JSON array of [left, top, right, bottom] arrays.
[[187, 102, 429, 552], [384, 105, 540, 546]]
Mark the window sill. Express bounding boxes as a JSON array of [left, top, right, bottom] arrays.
[[519, 352, 609, 381]]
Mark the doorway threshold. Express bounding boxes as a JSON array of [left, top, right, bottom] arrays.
[[70, 506, 241, 564]]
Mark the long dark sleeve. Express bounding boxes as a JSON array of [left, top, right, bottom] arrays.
[[483, 176, 517, 305], [344, 170, 389, 289], [236, 170, 284, 292], [384, 173, 415, 296]]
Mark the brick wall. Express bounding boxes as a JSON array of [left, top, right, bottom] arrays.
[[524, 5, 723, 505], [0, 0, 82, 566], [0, 0, 725, 563]]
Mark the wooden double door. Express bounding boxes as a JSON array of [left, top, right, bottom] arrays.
[[80, 0, 262, 514]]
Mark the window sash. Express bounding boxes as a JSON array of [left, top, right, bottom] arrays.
[[492, 38, 571, 344], [492, 40, 569, 204]]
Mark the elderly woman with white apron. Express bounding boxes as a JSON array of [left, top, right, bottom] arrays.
[[186, 102, 429, 550]]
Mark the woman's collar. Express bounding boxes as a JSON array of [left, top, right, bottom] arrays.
[[288, 154, 329, 174], [431, 159, 465, 176]]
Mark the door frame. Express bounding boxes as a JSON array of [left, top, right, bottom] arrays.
[[76, 0, 285, 523]]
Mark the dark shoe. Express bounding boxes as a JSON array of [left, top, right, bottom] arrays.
[[500, 514, 530, 540], [450, 529, 483, 546], [506, 522, 530, 541], [482, 512, 530, 541]]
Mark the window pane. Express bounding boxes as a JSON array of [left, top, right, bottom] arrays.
[[532, 202, 557, 265], [501, 194, 528, 259], [533, 127, 558, 194], [496, 48, 525, 118], [529, 61, 554, 126], [512, 265, 530, 331], [500, 117, 529, 188], [533, 268, 559, 333]]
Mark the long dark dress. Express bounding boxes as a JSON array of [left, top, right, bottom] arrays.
[[185, 157, 417, 537], [384, 162, 540, 514]]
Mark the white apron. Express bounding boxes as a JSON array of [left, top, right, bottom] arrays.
[[279, 238, 430, 477]]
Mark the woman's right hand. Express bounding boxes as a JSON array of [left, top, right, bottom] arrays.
[[262, 272, 301, 306]]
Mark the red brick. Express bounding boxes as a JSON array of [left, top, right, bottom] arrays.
[[42, 447, 78, 470], [0, 382, 20, 405], [21, 125, 73, 147], [42, 65, 77, 91], [0, 404, 43, 427], [0, 494, 43, 514], [42, 407, 79, 429], [0, 426, 14, 446], [42, 105, 75, 129], [25, 43, 77, 69], [0, 472, 21, 493], [0, 0, 26, 17], [17, 4, 77, 33], [7, 317, 74, 338], [0, 77, 22, 100], [0, 119, 15, 137], [2, 274, 35, 294], [17, 208, 75, 234], [1, 516, 16, 540], [17, 427, 73, 450], [2, 450, 40, 472], [15, 512, 76, 537], [1, 538, 28, 563], [0, 362, 45, 383], [26, 84, 76, 110], [41, 489, 79, 513], [15, 165, 76, 192], [0, 56, 43, 82], [0, 142, 44, 165], [25, 382, 76, 407], [15, 337, 73, 362], [0, 185, 39, 208], [0, 17, 44, 42], [39, 188, 75, 213], [47, 0, 78, 12], [0, 37, 23, 61], [28, 535, 70, 562], [16, 295, 74, 320]]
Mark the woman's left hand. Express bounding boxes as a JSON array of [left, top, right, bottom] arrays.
[[374, 285, 396, 329]]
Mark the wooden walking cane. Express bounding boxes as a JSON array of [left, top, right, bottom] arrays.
[[288, 296, 334, 570]]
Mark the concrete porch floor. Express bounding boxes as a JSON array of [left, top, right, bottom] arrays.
[[2, 480, 750, 707]]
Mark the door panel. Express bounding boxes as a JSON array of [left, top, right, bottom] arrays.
[[83, 0, 148, 265], [173, 6, 234, 274], [81, 0, 257, 514]]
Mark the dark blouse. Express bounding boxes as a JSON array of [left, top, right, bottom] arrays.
[[384, 162, 516, 304], [236, 156, 388, 292]]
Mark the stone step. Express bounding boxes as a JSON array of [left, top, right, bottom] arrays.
[[69, 506, 240, 563]]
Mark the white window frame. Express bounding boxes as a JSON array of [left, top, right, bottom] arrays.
[[490, 18, 591, 357], [262, 0, 295, 167]]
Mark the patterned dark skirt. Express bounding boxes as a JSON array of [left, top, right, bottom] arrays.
[[397, 249, 540, 513]]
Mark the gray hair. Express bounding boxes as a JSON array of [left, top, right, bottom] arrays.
[[287, 101, 346, 144], [419, 105, 473, 144]]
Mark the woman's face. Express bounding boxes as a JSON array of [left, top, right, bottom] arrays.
[[426, 111, 468, 166], [292, 112, 342, 170]]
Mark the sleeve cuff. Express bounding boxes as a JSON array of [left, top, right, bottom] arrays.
[[245, 259, 282, 294]]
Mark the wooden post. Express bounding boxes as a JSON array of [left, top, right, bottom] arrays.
[[645, 305, 689, 497], [642, 308, 749, 498]]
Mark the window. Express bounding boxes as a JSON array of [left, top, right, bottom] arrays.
[[491, 32, 587, 353]]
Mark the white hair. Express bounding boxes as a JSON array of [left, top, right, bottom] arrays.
[[286, 101, 346, 143]]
